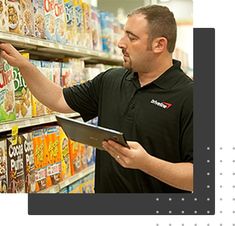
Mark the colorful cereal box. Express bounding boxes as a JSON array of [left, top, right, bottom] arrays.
[[52, 61, 61, 86], [59, 127, 71, 180], [0, 59, 16, 123], [73, 0, 83, 47], [0, 139, 8, 193], [44, 126, 61, 187], [22, 132, 36, 193], [55, 0, 66, 44], [20, 0, 34, 36], [8, 0, 23, 34], [33, 0, 45, 38], [32, 128, 47, 192], [13, 67, 32, 119], [82, 1, 92, 49], [44, 0, 56, 41], [0, 0, 9, 32], [61, 62, 72, 88], [64, 0, 75, 45], [6, 135, 25, 193], [69, 140, 82, 175]]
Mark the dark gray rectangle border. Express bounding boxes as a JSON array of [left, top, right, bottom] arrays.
[[28, 28, 215, 215]]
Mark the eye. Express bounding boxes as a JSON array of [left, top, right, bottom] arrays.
[[128, 34, 137, 41]]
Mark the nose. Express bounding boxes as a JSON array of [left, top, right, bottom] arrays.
[[118, 35, 126, 50]]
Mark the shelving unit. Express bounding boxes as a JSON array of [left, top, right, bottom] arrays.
[[0, 31, 122, 65], [0, 113, 80, 133], [38, 164, 95, 193]]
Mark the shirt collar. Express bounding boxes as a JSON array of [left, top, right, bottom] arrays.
[[125, 60, 183, 89]]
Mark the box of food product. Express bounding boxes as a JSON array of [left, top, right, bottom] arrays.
[[58, 127, 71, 181], [91, 6, 102, 51], [32, 0, 45, 38], [44, 126, 61, 187], [40, 61, 54, 114], [0, 0, 9, 32], [0, 58, 16, 123], [52, 61, 61, 86], [30, 60, 46, 117], [13, 67, 32, 119], [22, 132, 36, 193], [32, 128, 47, 192], [8, 0, 23, 34], [61, 62, 72, 88], [44, 0, 56, 41], [82, 1, 92, 49], [69, 140, 87, 175], [20, 0, 34, 36], [72, 0, 83, 47], [54, 0, 66, 44], [6, 135, 26, 193], [0, 139, 8, 193], [81, 172, 94, 193], [64, 0, 75, 45]]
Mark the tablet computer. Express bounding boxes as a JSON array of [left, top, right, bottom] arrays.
[[56, 115, 129, 150]]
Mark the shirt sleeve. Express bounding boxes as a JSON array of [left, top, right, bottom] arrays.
[[180, 84, 193, 163], [63, 71, 105, 122]]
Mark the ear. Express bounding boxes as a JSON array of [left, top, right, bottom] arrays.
[[152, 37, 168, 53]]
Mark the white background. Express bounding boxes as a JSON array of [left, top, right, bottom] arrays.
[[1, 0, 234, 225]]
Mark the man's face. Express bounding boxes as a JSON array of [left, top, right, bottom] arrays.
[[118, 14, 153, 72]]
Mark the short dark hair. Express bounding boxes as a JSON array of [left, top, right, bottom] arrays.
[[128, 5, 177, 53]]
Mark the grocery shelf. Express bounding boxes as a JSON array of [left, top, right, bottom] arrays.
[[0, 32, 122, 65], [0, 113, 80, 133], [38, 164, 95, 193]]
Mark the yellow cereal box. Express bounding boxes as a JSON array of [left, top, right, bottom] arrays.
[[0, 0, 9, 32], [32, 129, 47, 192], [44, 126, 61, 187], [0, 139, 8, 193], [82, 1, 92, 49], [0, 58, 16, 123], [8, 0, 23, 34], [58, 127, 71, 181]]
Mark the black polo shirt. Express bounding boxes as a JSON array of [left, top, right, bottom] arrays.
[[63, 60, 193, 193]]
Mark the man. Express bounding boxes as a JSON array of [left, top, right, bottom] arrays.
[[0, 5, 193, 193]]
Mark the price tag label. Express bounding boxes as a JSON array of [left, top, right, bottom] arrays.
[[11, 125, 19, 145]]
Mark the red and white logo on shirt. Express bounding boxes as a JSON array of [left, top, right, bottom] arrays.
[[150, 99, 173, 109]]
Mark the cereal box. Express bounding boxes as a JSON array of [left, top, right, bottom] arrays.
[[82, 1, 92, 49], [44, 0, 56, 41], [40, 61, 53, 114], [67, 58, 85, 85], [32, 0, 45, 38], [81, 172, 94, 193], [44, 126, 61, 187], [13, 67, 32, 119], [100, 11, 114, 53], [8, 0, 23, 34], [61, 62, 72, 88], [22, 132, 36, 193], [0, 139, 8, 193], [58, 127, 71, 181], [30, 60, 46, 117], [52, 61, 61, 86], [32, 128, 47, 192], [73, 0, 84, 47], [91, 7, 102, 51], [6, 135, 26, 193], [0, 58, 16, 123], [69, 140, 86, 175], [20, 0, 34, 36], [0, 0, 9, 32], [54, 0, 66, 44], [64, 0, 75, 45]]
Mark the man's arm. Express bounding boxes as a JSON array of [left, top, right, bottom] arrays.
[[102, 140, 193, 192], [0, 43, 74, 113]]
